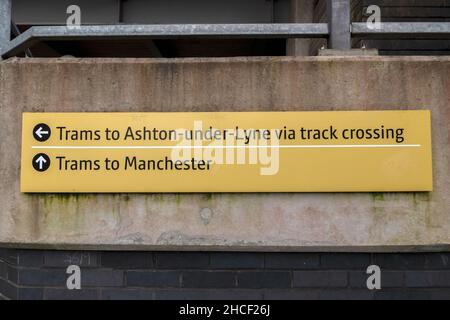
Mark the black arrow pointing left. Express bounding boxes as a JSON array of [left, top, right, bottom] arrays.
[[33, 123, 51, 142]]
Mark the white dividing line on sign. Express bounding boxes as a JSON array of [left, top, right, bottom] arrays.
[[31, 144, 422, 149]]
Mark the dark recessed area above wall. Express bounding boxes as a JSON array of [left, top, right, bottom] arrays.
[[26, 39, 287, 58]]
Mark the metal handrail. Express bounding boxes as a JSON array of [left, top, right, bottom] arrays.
[[2, 0, 450, 58], [1, 23, 330, 58], [352, 22, 450, 39]]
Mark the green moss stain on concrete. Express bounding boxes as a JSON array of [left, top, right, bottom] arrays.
[[372, 193, 384, 202], [174, 193, 182, 206], [369, 193, 388, 241], [39, 194, 94, 237], [202, 193, 215, 206], [371, 193, 386, 221], [412, 193, 419, 208], [152, 194, 164, 203]]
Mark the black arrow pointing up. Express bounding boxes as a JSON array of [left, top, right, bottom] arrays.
[[32, 153, 50, 172]]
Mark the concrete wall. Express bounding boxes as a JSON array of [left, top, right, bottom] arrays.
[[0, 57, 449, 251]]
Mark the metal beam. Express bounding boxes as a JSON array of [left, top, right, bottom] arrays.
[[352, 22, 450, 39], [0, 0, 11, 56], [11, 21, 33, 57], [327, 0, 351, 50], [1, 23, 329, 58]]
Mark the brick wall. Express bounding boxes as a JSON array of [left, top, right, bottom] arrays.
[[1, 249, 449, 300]]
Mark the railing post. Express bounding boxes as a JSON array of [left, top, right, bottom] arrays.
[[0, 0, 12, 58], [327, 0, 351, 50], [287, 0, 315, 56]]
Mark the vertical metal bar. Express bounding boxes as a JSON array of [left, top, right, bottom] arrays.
[[287, 0, 315, 56], [0, 0, 12, 56], [327, 0, 351, 50]]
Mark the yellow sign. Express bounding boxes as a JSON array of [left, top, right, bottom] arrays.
[[21, 111, 432, 193]]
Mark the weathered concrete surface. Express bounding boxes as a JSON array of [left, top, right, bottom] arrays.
[[0, 56, 449, 251]]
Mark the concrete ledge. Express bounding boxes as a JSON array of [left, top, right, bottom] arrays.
[[318, 49, 379, 56], [1, 57, 449, 251], [1, 242, 450, 253]]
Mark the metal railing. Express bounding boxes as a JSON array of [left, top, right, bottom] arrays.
[[1, 23, 330, 58], [1, 0, 450, 59]]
